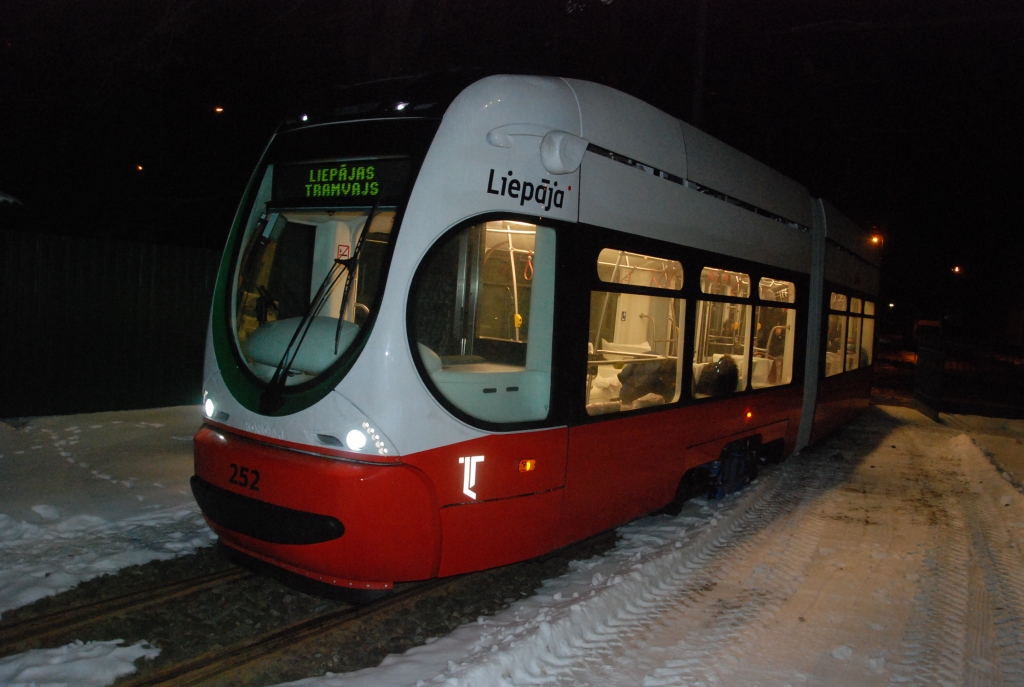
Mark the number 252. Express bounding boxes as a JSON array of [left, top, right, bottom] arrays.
[[229, 463, 261, 491]]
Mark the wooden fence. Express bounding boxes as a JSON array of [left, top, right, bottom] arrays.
[[1, 229, 221, 417]]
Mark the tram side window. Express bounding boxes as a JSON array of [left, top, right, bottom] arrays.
[[861, 301, 875, 365], [410, 220, 555, 424], [693, 267, 751, 398], [597, 248, 684, 289], [825, 292, 847, 377], [846, 297, 862, 371], [753, 278, 797, 389], [586, 249, 684, 416]]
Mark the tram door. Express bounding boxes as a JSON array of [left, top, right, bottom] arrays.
[[561, 249, 687, 543]]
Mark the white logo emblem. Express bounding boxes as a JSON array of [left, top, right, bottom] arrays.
[[459, 455, 485, 499]]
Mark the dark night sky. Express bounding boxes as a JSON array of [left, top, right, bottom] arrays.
[[2, 0, 1023, 331]]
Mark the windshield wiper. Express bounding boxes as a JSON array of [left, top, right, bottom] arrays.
[[260, 189, 385, 411]]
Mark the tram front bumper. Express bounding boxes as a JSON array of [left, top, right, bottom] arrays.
[[192, 425, 441, 589]]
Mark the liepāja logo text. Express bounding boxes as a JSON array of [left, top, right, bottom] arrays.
[[486, 169, 567, 211]]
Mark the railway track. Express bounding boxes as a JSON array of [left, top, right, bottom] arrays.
[[0, 567, 251, 657], [0, 529, 617, 686], [118, 576, 459, 687]]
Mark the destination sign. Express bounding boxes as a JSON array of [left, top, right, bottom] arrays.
[[272, 158, 410, 207]]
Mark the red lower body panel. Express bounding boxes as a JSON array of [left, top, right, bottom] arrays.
[[811, 369, 872, 444], [193, 426, 441, 588], [437, 489, 563, 576]]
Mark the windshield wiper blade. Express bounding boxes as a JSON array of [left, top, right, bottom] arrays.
[[261, 258, 348, 404]]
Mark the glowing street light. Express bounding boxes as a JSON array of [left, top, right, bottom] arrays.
[[136, 164, 143, 171], [214, 107, 224, 113], [952, 266, 961, 274]]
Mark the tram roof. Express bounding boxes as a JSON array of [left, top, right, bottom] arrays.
[[281, 73, 875, 268]]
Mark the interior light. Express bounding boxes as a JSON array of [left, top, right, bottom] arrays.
[[346, 430, 367, 451], [301, 114, 308, 121], [204, 399, 215, 418], [393, 102, 409, 111], [519, 459, 536, 473]]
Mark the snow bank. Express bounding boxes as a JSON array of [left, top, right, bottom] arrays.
[[0, 406, 214, 616], [0, 505, 215, 614], [0, 639, 159, 686]]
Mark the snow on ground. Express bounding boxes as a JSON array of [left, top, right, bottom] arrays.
[[0, 639, 159, 687], [0, 405, 214, 614], [2, 404, 1024, 686], [280, 405, 1024, 687]]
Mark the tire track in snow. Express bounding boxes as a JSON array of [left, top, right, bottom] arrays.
[[888, 428, 1024, 686], [553, 444, 850, 687], [637, 448, 845, 687], [955, 439, 1024, 684]]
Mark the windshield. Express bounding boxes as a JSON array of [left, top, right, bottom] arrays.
[[231, 158, 405, 387]]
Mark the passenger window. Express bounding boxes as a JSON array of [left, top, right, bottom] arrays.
[[597, 249, 683, 290], [410, 220, 555, 424], [825, 292, 847, 377], [752, 278, 796, 388], [700, 267, 750, 297], [846, 316, 862, 371], [586, 291, 685, 415], [758, 277, 795, 303], [861, 313, 875, 366], [692, 267, 752, 397]]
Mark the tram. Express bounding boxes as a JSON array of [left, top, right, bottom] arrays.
[[191, 73, 880, 590]]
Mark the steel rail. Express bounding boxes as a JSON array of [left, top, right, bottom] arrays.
[[118, 576, 458, 687], [0, 567, 250, 656]]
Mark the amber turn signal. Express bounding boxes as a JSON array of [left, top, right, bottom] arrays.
[[519, 459, 536, 472]]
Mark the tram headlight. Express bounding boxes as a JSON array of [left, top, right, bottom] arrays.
[[204, 398, 215, 418], [346, 429, 367, 451]]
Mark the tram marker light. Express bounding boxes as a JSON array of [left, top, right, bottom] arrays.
[[346, 429, 367, 451], [204, 398, 215, 418], [519, 459, 536, 472]]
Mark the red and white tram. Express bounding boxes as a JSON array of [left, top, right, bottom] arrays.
[[192, 74, 880, 591]]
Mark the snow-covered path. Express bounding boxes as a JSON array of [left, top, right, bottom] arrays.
[[290, 405, 1024, 687], [550, 407, 1024, 687]]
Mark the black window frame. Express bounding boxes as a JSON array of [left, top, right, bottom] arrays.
[[567, 224, 810, 426]]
